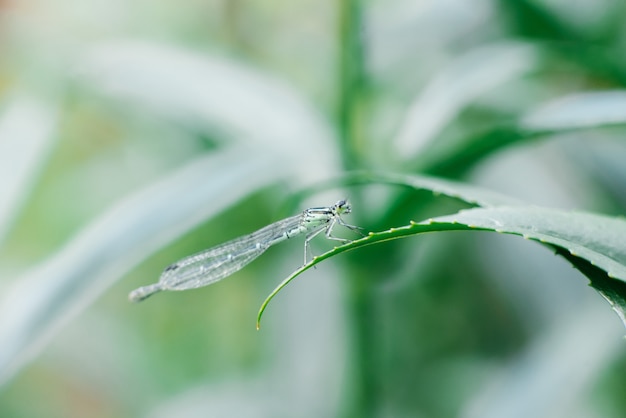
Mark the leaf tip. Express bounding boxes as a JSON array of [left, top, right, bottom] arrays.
[[256, 307, 265, 330]]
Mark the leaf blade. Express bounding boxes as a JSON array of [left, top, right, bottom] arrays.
[[257, 205, 626, 328]]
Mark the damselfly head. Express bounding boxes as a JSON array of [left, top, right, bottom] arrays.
[[334, 199, 351, 215]]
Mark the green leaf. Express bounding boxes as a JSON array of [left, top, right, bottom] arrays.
[[431, 207, 626, 326], [394, 41, 540, 160], [520, 91, 626, 132], [257, 205, 626, 329], [417, 90, 626, 177], [338, 171, 525, 207]]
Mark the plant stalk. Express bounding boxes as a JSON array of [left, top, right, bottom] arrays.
[[337, 1, 377, 417]]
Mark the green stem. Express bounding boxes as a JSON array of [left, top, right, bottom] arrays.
[[338, 0, 365, 170], [342, 270, 378, 418], [337, 1, 377, 417]]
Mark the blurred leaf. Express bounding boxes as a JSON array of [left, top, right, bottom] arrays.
[[336, 171, 525, 207], [521, 90, 626, 132], [554, 245, 626, 325], [497, 0, 578, 41], [418, 90, 626, 176], [567, 138, 626, 208], [0, 145, 285, 386], [0, 96, 57, 246], [76, 41, 340, 182], [460, 304, 621, 418], [394, 42, 540, 160]]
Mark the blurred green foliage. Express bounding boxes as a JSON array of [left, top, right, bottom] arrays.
[[1, 1, 626, 418]]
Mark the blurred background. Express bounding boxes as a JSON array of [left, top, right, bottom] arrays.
[[1, 0, 626, 417]]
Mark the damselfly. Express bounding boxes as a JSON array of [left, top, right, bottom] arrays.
[[129, 199, 361, 302]]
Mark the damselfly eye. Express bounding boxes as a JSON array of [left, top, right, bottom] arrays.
[[335, 199, 351, 214]]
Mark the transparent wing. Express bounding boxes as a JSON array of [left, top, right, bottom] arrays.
[[129, 214, 304, 301]]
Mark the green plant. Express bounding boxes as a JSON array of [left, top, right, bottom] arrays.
[[2, 1, 626, 417]]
